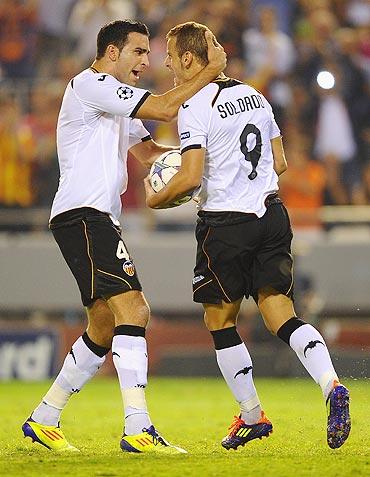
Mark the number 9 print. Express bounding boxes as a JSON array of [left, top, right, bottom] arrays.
[[240, 124, 262, 180]]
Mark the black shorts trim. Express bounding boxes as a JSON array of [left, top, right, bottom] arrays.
[[141, 134, 152, 142], [82, 219, 95, 301], [130, 91, 151, 118], [193, 278, 213, 295], [201, 227, 232, 303], [96, 268, 132, 289]]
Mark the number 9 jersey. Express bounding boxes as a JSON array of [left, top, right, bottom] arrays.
[[178, 78, 281, 218]]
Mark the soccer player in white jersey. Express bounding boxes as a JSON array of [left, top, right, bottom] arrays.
[[22, 20, 226, 454], [144, 22, 351, 450]]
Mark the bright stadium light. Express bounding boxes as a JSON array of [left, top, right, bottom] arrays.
[[316, 71, 335, 90]]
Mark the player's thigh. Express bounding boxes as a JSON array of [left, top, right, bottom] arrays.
[[106, 290, 150, 328], [85, 215, 142, 302], [203, 298, 243, 331], [193, 221, 249, 305], [85, 298, 115, 348], [51, 209, 143, 307], [252, 204, 294, 299], [257, 286, 296, 334]]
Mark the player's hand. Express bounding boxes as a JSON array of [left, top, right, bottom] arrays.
[[205, 30, 227, 75], [143, 175, 157, 208]]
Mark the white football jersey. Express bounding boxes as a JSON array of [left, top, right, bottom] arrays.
[[178, 78, 281, 217], [50, 68, 151, 222]]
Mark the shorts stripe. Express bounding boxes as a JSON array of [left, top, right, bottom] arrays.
[[193, 279, 213, 295], [82, 220, 94, 299], [96, 268, 132, 289], [285, 252, 294, 296], [202, 227, 232, 302]]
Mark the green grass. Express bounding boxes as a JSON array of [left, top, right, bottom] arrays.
[[0, 377, 368, 477]]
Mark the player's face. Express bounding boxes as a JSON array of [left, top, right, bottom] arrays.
[[165, 37, 186, 86], [114, 32, 150, 86]]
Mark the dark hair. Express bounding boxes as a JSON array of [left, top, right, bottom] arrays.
[[166, 22, 209, 67], [96, 20, 149, 59]]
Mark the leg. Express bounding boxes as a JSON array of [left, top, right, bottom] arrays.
[[23, 299, 113, 451], [258, 286, 351, 448], [106, 290, 186, 454], [106, 290, 151, 435], [256, 286, 296, 335], [204, 300, 272, 450], [258, 285, 339, 395], [33, 299, 113, 422], [86, 298, 115, 348], [205, 299, 262, 422]]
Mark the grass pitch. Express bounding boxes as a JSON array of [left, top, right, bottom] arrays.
[[0, 377, 368, 477]]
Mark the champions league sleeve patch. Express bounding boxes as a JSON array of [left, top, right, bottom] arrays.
[[117, 86, 134, 100]]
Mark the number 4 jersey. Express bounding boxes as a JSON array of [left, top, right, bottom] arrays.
[[178, 77, 281, 217]]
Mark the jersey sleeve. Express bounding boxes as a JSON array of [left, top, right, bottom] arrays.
[[264, 97, 281, 139], [269, 111, 281, 139], [76, 73, 151, 118], [128, 119, 151, 148], [178, 96, 210, 154]]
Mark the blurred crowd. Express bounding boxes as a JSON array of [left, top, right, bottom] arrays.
[[0, 0, 369, 230]]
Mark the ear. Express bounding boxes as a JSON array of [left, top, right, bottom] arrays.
[[182, 51, 193, 69], [107, 44, 119, 62]]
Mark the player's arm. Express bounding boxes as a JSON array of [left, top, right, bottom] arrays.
[[271, 136, 287, 176], [144, 148, 205, 208], [134, 32, 226, 122], [129, 140, 178, 169]]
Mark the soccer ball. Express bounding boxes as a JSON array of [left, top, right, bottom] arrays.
[[149, 150, 194, 207]]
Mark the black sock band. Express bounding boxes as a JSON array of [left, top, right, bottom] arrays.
[[114, 324, 146, 337], [277, 317, 306, 345], [82, 332, 110, 357], [210, 326, 242, 350]]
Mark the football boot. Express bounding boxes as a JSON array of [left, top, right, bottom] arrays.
[[120, 425, 187, 454], [22, 418, 79, 452], [326, 381, 351, 449], [221, 411, 273, 450]]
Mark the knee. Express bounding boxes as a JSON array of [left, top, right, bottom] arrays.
[[204, 311, 236, 331], [125, 296, 151, 328], [87, 322, 114, 348], [136, 301, 151, 328]]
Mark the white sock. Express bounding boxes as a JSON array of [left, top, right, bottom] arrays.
[[216, 343, 261, 424], [112, 334, 151, 435], [289, 324, 338, 399], [31, 336, 106, 426]]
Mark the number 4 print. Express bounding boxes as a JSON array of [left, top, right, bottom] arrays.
[[116, 240, 130, 260], [240, 124, 262, 180]]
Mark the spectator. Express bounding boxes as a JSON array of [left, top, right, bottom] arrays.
[[36, 0, 77, 76], [346, 0, 370, 28], [20, 83, 62, 205], [279, 131, 326, 230], [0, 0, 38, 80], [242, 5, 295, 122], [67, 0, 135, 66], [314, 82, 361, 205], [0, 96, 34, 207]]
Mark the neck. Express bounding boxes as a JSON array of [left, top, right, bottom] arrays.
[[90, 59, 113, 76], [185, 61, 216, 82]]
